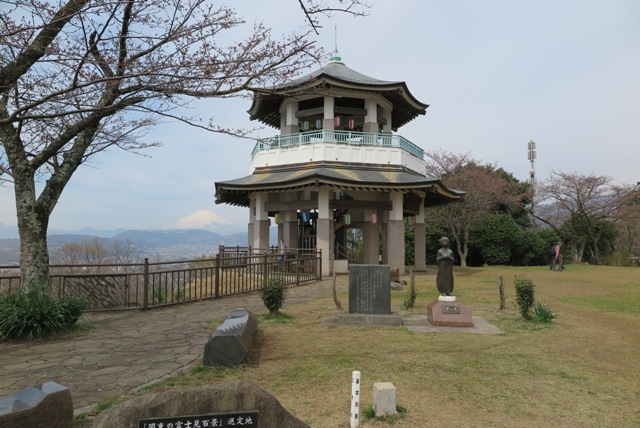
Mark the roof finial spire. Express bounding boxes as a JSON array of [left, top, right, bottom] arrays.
[[330, 25, 342, 63]]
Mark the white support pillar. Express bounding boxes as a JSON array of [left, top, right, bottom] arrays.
[[414, 198, 427, 272], [381, 107, 392, 133], [317, 187, 332, 276], [363, 98, 378, 133], [281, 192, 298, 250], [252, 192, 269, 250], [283, 213, 298, 250], [281, 99, 299, 135], [277, 218, 284, 248], [363, 209, 379, 265], [323, 96, 335, 131], [247, 197, 256, 248], [386, 191, 405, 274], [381, 210, 389, 265]]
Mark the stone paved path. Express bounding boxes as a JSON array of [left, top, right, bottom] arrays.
[[0, 277, 348, 412]]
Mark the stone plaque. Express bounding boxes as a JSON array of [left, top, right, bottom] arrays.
[[442, 304, 461, 314], [348, 265, 391, 314], [139, 411, 258, 428], [427, 300, 473, 327]]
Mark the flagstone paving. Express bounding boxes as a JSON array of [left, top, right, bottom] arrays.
[[0, 277, 348, 412]]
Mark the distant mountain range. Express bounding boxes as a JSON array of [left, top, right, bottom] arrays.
[[0, 225, 262, 265]]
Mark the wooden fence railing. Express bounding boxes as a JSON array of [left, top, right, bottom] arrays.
[[0, 248, 322, 311]]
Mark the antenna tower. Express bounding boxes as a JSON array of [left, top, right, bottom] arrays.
[[527, 140, 537, 188]]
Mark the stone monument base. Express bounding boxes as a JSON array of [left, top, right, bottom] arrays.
[[337, 312, 403, 326], [427, 300, 473, 327]]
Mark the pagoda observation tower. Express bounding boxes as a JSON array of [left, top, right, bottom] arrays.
[[214, 49, 463, 276]]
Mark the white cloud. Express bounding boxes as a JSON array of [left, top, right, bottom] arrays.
[[171, 210, 230, 229]]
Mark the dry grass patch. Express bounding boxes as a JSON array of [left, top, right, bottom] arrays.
[[90, 265, 640, 428]]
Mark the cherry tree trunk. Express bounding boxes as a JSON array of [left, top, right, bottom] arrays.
[[14, 178, 52, 292]]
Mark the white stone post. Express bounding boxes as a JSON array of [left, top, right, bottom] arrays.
[[350, 370, 361, 428]]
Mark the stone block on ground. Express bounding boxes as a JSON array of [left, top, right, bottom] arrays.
[[427, 300, 474, 327], [0, 381, 73, 428], [373, 382, 397, 417], [337, 313, 403, 326], [92, 381, 309, 428], [204, 308, 258, 367]]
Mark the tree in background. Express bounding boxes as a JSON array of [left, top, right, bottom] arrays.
[[51, 237, 137, 273], [424, 150, 524, 267], [614, 184, 640, 263], [0, 0, 368, 291], [534, 172, 629, 264]]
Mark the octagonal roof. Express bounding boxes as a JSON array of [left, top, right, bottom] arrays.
[[248, 59, 429, 131]]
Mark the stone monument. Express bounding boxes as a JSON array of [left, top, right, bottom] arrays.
[[348, 264, 391, 314], [338, 264, 402, 326], [92, 381, 309, 428]]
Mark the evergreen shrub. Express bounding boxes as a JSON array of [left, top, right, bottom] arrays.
[[514, 275, 535, 320], [260, 275, 288, 317]]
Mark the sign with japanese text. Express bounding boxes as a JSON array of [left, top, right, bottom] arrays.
[[442, 304, 461, 314], [348, 264, 391, 314], [138, 411, 258, 428]]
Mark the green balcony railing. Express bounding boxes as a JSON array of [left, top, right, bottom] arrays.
[[251, 130, 424, 160]]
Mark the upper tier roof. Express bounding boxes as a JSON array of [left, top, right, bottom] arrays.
[[248, 59, 429, 131]]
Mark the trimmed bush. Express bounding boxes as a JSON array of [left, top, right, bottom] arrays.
[[260, 275, 288, 317], [0, 290, 87, 340], [514, 275, 535, 320]]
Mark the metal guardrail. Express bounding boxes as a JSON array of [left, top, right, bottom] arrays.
[[0, 248, 322, 311], [251, 130, 424, 159]]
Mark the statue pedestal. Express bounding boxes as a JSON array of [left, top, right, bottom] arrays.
[[427, 299, 474, 327]]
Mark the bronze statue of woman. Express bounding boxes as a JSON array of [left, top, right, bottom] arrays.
[[436, 237, 454, 296]]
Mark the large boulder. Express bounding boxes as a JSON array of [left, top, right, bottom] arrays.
[[92, 381, 310, 428]]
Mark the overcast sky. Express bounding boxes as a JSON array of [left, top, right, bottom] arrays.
[[1, 0, 639, 234]]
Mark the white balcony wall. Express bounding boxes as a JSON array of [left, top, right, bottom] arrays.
[[250, 142, 426, 175]]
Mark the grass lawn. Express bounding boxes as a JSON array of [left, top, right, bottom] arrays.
[[86, 264, 640, 427]]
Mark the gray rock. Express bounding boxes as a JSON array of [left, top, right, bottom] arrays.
[[203, 308, 258, 367], [390, 281, 403, 291], [0, 382, 73, 428]]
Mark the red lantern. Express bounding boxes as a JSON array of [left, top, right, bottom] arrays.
[[370, 212, 377, 224], [348, 118, 355, 130], [334, 116, 341, 127]]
